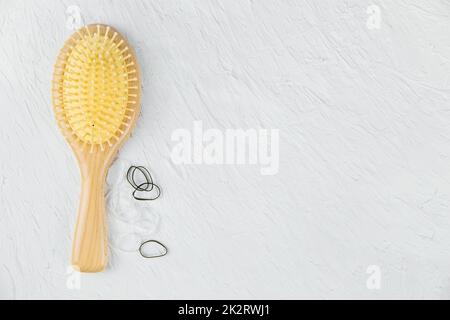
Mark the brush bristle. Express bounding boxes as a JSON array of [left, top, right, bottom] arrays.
[[53, 25, 139, 150]]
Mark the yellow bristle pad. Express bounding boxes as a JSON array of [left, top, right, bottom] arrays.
[[53, 25, 138, 147]]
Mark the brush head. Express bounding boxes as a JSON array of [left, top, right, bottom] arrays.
[[52, 24, 140, 153]]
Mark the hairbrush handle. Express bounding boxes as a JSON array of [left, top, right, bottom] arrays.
[[71, 155, 108, 272]]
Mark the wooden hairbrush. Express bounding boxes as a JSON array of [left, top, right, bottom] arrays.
[[52, 24, 141, 272]]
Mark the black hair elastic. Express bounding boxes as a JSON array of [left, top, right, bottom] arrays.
[[126, 165, 161, 201], [126, 165, 166, 258], [139, 240, 168, 258]]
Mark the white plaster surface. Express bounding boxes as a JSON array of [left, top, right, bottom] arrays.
[[1, 0, 450, 299]]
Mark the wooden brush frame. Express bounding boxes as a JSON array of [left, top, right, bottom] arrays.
[[52, 24, 141, 272]]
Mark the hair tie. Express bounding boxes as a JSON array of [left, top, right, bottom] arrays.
[[139, 240, 168, 258], [126, 165, 166, 258]]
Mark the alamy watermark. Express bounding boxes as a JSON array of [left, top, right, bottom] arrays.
[[171, 121, 279, 175], [66, 265, 81, 290], [366, 265, 381, 290], [65, 5, 83, 31], [366, 4, 381, 30]]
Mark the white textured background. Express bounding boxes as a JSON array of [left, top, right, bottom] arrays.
[[1, 0, 450, 299]]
